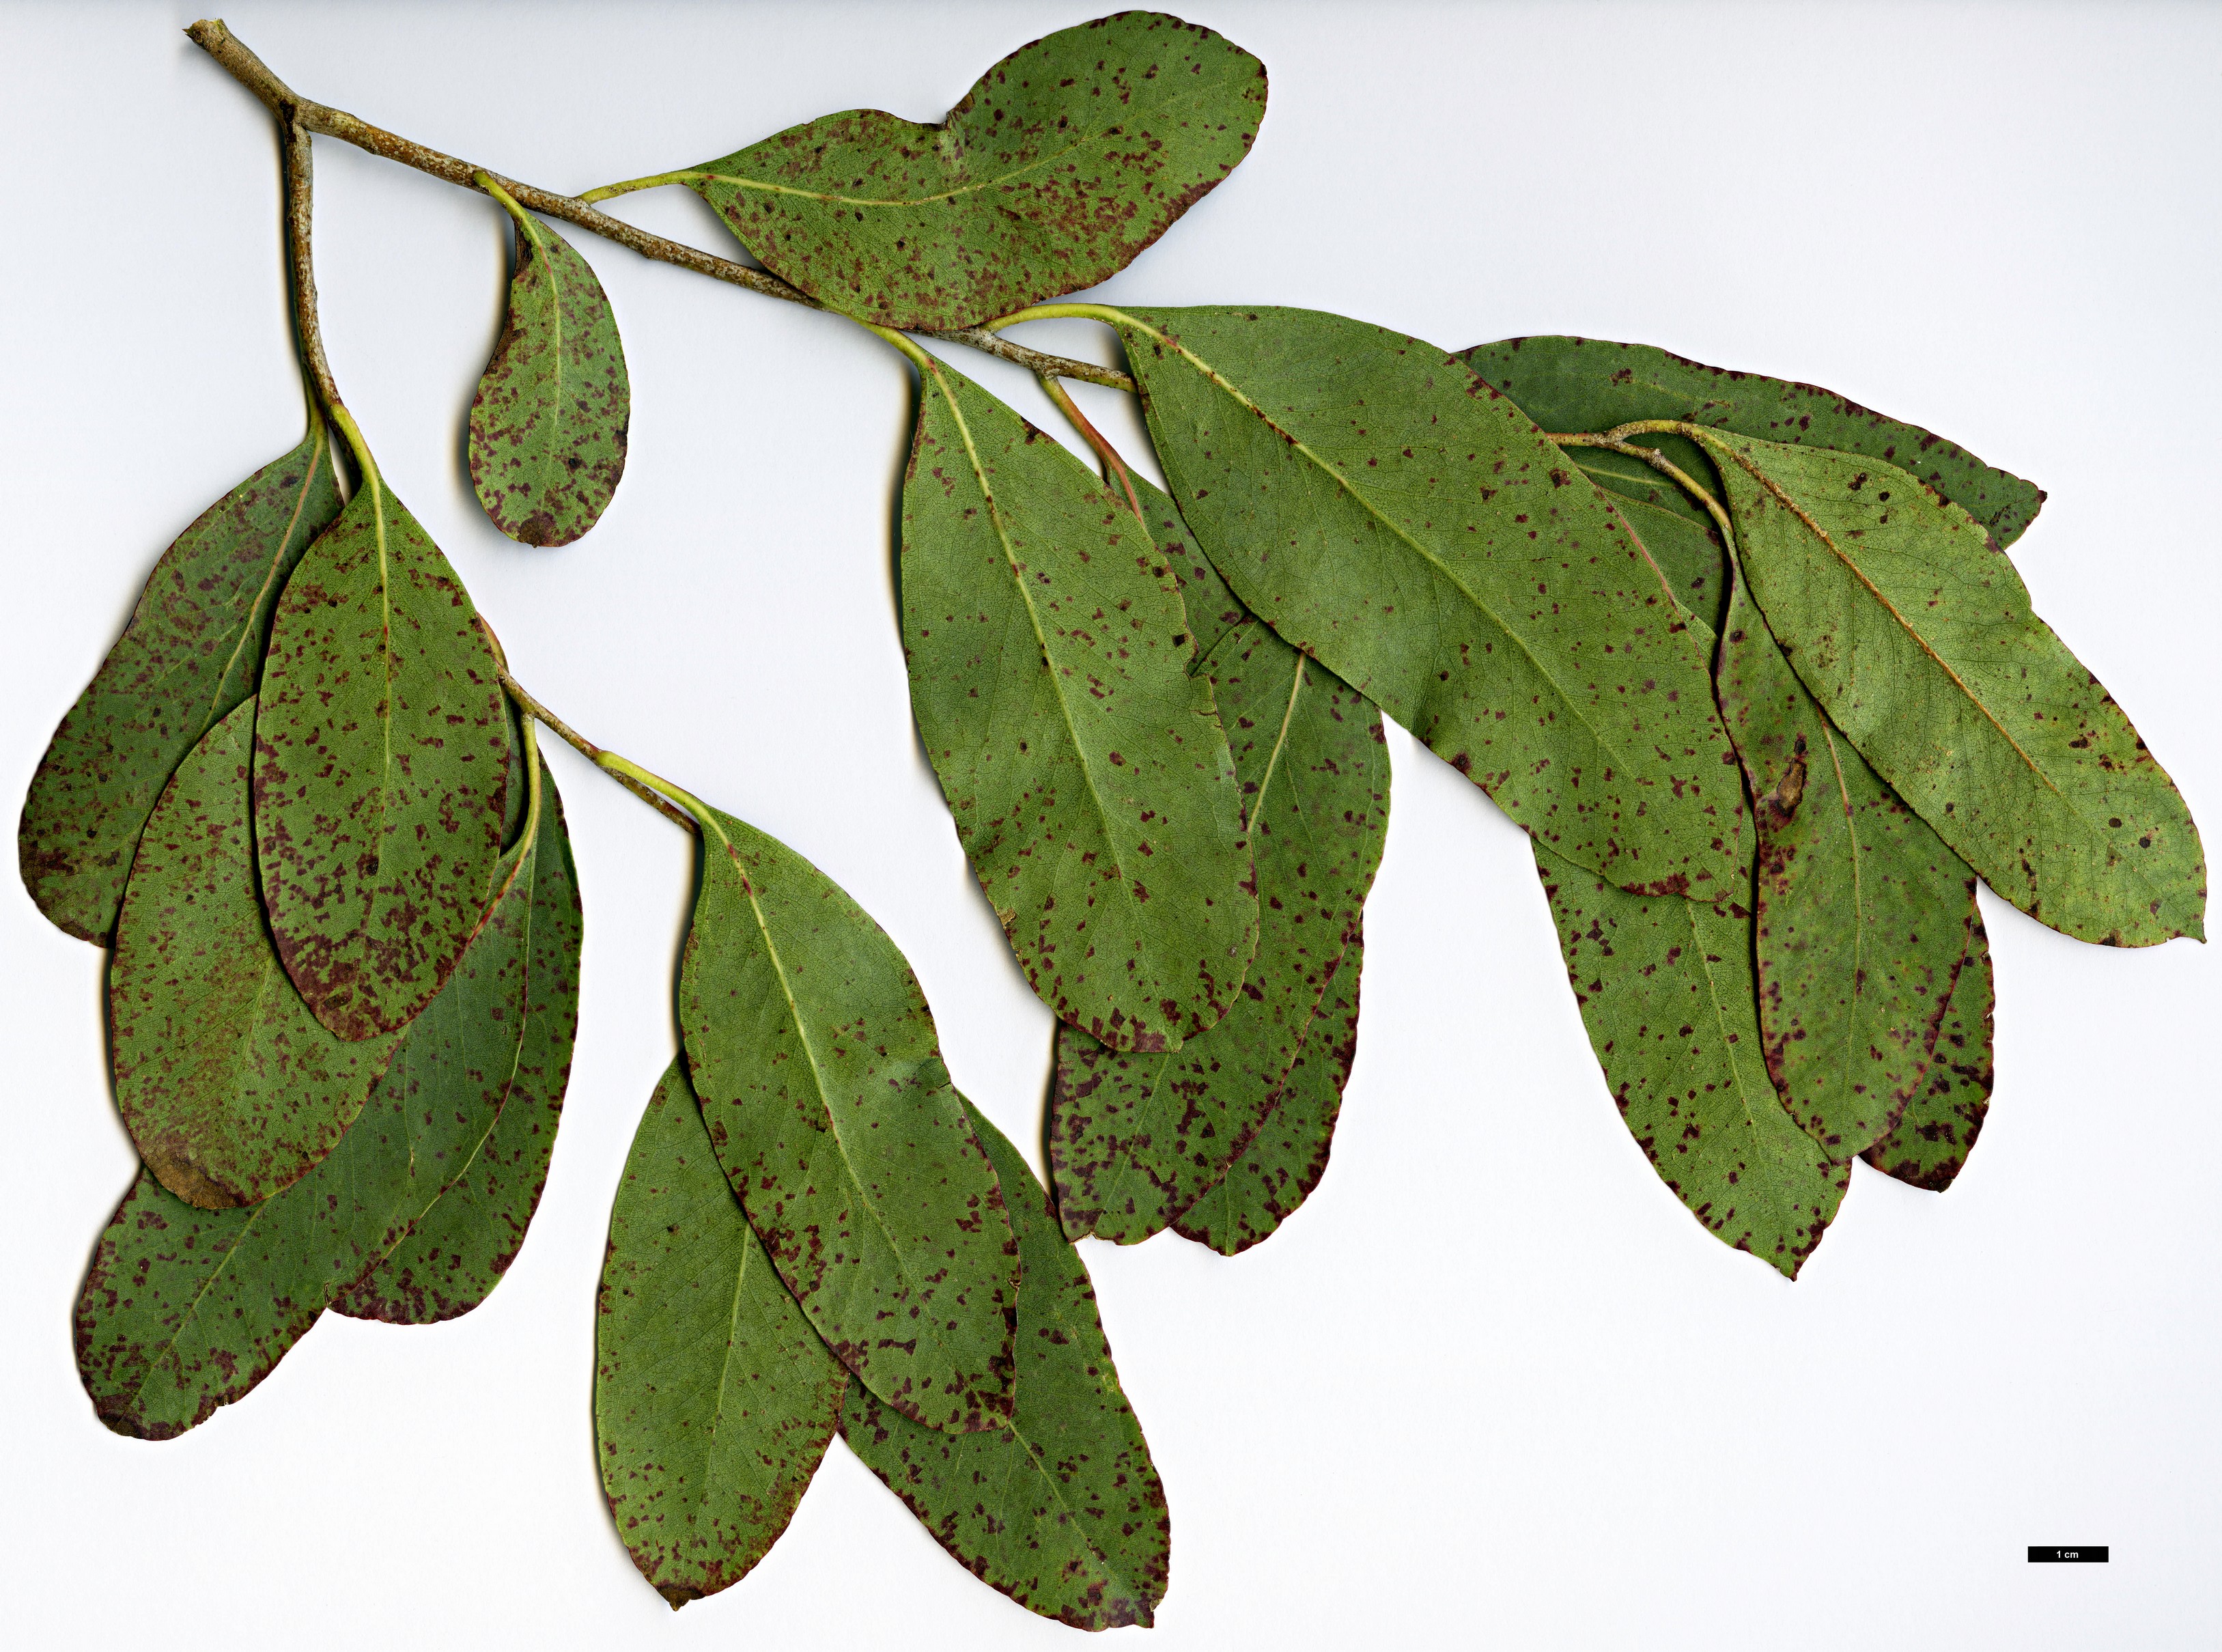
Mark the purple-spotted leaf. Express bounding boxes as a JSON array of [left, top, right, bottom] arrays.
[[1172, 937, 1362, 1256], [468, 189, 630, 546], [333, 759, 583, 1323], [1534, 842, 1846, 1278], [253, 460, 509, 1040], [1706, 433, 2204, 947], [679, 801, 1019, 1433], [76, 751, 579, 1438], [1051, 617, 1386, 1243], [1715, 562, 1985, 1160], [843, 1101, 1170, 1631], [902, 356, 1254, 1054], [20, 415, 343, 943], [1862, 901, 1996, 1192], [675, 12, 1265, 329], [109, 701, 398, 1209], [1110, 304, 1744, 898], [594, 1059, 846, 1609]]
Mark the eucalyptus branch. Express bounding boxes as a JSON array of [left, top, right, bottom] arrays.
[[1550, 427, 1737, 548], [278, 117, 341, 420], [482, 635, 697, 834], [183, 19, 1133, 393]]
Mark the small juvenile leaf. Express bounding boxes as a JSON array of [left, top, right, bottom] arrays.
[[468, 196, 630, 546], [1709, 434, 2205, 946], [679, 803, 1019, 1432], [843, 1102, 1170, 1631], [1459, 335, 2047, 548], [595, 1059, 846, 1609], [76, 759, 577, 1440], [333, 763, 584, 1323], [1862, 901, 1996, 1192], [683, 12, 1265, 328], [1715, 566, 1984, 1160], [1051, 619, 1386, 1242], [255, 465, 510, 1039], [902, 358, 1255, 1053], [19, 417, 343, 943], [1115, 305, 1743, 898], [109, 701, 398, 1209], [1534, 842, 1846, 1278], [1171, 939, 1362, 1256]]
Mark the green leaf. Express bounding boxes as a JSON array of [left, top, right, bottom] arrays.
[[468, 192, 630, 546], [1533, 842, 1846, 1278], [679, 13, 1265, 329], [1861, 904, 1996, 1192], [75, 753, 579, 1439], [1459, 335, 2047, 548], [1050, 617, 1387, 1241], [1715, 565, 1986, 1160], [108, 701, 398, 1209], [19, 417, 343, 943], [902, 356, 1256, 1053], [679, 802, 1019, 1432], [332, 771, 583, 1322], [1143, 468, 1245, 669], [843, 1101, 1170, 1631], [1112, 304, 1743, 898], [1706, 432, 2205, 946], [1597, 485, 1730, 640], [594, 1059, 847, 1609], [254, 463, 511, 1039], [1171, 936, 1362, 1256]]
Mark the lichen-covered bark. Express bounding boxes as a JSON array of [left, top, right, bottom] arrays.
[[687, 13, 1265, 328], [843, 1102, 1170, 1630], [20, 420, 342, 943]]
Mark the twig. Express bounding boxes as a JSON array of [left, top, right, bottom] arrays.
[[485, 641, 697, 834], [184, 19, 1133, 393]]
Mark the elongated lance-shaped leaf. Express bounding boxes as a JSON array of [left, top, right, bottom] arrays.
[[676, 12, 1264, 330], [109, 701, 399, 1209], [469, 188, 630, 546], [1459, 335, 2047, 549], [1715, 563, 1984, 1159], [254, 458, 510, 1039], [1110, 305, 1743, 898], [595, 1059, 847, 1609], [1142, 468, 1246, 670], [1609, 488, 1730, 638], [679, 801, 1018, 1432], [843, 1102, 1170, 1630], [1862, 901, 1996, 1192], [1052, 617, 1387, 1242], [20, 416, 343, 943], [1172, 938, 1362, 1256], [76, 754, 577, 1439], [1534, 842, 1846, 1278], [903, 357, 1255, 1053], [333, 764, 583, 1323], [1705, 433, 2204, 945]]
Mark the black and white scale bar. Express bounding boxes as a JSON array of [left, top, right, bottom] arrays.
[[2027, 1547, 2109, 1563]]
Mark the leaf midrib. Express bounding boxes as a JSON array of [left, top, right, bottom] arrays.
[[699, 126, 1108, 212]]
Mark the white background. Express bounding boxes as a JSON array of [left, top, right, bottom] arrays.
[[3, 3, 2217, 1648]]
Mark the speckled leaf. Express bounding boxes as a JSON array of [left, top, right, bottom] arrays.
[[1050, 617, 1386, 1242], [1861, 902, 1996, 1191], [254, 464, 509, 1039], [75, 755, 576, 1439], [108, 701, 397, 1209], [902, 357, 1254, 1053], [333, 764, 583, 1324], [19, 416, 343, 943], [468, 197, 630, 546], [1114, 305, 1742, 898], [1715, 564, 1984, 1160], [1708, 433, 2205, 945], [683, 12, 1264, 329], [1171, 938, 1362, 1256], [1603, 486, 1730, 639], [680, 802, 1018, 1433], [594, 1059, 846, 1609], [843, 1102, 1169, 1631], [1459, 335, 2047, 548], [1140, 468, 1244, 669], [1533, 842, 1846, 1278]]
